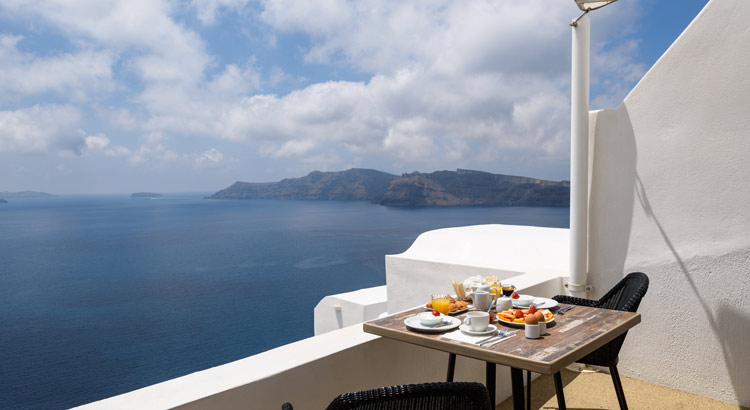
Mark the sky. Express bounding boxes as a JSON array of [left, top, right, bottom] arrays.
[[0, 0, 710, 194]]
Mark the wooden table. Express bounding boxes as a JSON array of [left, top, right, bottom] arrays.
[[363, 304, 640, 410]]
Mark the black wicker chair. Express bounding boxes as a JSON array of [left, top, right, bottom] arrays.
[[550, 271, 649, 410], [281, 381, 492, 410]]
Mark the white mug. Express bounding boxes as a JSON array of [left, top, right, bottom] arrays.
[[464, 311, 490, 332], [472, 291, 492, 311]]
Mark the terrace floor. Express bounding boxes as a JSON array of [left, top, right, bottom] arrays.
[[497, 368, 748, 410]]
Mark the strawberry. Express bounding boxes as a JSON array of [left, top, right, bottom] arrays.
[[432, 309, 440, 317], [511, 292, 520, 299], [528, 305, 537, 314], [514, 309, 524, 319]]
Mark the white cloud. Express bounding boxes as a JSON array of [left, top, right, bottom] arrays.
[[194, 147, 224, 167], [83, 134, 131, 157], [0, 35, 115, 101], [0, 105, 83, 153]]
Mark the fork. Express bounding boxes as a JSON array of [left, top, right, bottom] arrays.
[[557, 305, 576, 315]]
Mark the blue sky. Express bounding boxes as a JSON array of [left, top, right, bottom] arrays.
[[0, 0, 709, 194]]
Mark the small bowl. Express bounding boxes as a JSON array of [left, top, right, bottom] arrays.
[[418, 312, 444, 326], [513, 294, 535, 307]]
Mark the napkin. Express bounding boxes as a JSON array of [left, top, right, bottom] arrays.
[[441, 329, 516, 347]]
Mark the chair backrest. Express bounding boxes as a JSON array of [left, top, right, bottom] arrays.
[[584, 272, 649, 366], [596, 271, 649, 312], [324, 382, 492, 410]]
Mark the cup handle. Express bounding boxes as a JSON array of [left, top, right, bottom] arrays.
[[464, 317, 472, 326]]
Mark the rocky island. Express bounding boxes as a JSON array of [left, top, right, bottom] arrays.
[[0, 199, 7, 204], [209, 168, 569, 207], [131, 192, 163, 198], [0, 191, 55, 199]]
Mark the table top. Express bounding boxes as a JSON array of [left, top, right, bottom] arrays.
[[363, 304, 640, 374]]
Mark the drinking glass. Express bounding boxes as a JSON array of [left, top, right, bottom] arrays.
[[431, 293, 451, 315], [501, 284, 516, 297]]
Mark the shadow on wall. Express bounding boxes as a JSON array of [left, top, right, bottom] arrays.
[[634, 173, 750, 405], [587, 104, 636, 295]]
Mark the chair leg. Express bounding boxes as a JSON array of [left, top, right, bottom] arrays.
[[526, 371, 531, 410], [446, 353, 456, 382], [609, 365, 628, 410], [553, 371, 566, 410]]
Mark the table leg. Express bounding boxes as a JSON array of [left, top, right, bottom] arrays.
[[526, 370, 531, 410], [446, 353, 456, 382], [486, 362, 496, 405], [553, 371, 567, 410], [510, 367, 524, 410]]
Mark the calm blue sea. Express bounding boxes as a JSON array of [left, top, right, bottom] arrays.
[[0, 195, 568, 409]]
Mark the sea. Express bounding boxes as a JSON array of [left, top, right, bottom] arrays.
[[0, 195, 568, 409]]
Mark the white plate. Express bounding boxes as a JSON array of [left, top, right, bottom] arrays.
[[531, 297, 558, 309], [405, 315, 461, 333], [459, 324, 498, 336]]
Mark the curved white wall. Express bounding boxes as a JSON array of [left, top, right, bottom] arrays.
[[587, 0, 750, 405]]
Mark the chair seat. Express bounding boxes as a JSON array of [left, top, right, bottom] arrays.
[[283, 381, 492, 410]]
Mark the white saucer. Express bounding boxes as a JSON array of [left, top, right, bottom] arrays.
[[405, 315, 461, 333], [459, 324, 498, 336]]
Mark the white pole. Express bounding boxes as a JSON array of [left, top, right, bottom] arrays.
[[569, 15, 589, 297]]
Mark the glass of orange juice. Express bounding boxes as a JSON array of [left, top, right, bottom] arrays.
[[431, 293, 451, 315]]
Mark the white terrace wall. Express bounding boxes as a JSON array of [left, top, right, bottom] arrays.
[[587, 0, 750, 405]]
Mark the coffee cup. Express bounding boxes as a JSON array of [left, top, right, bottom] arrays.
[[472, 291, 492, 311], [464, 311, 490, 332]]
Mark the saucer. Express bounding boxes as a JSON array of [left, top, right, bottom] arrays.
[[459, 324, 498, 336], [405, 315, 461, 333]]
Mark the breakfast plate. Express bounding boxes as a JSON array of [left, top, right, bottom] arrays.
[[459, 324, 498, 336], [405, 315, 461, 333], [496, 309, 555, 328], [424, 306, 471, 316]]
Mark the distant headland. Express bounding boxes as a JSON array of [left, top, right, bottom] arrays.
[[208, 168, 569, 208], [131, 192, 163, 198], [0, 191, 56, 199], [0, 199, 7, 204]]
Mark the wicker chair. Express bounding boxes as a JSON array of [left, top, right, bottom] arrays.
[[551, 271, 649, 410], [281, 381, 492, 410]]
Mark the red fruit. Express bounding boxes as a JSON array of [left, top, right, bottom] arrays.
[[514, 309, 524, 319], [528, 305, 537, 314], [432, 309, 440, 317], [511, 292, 520, 299]]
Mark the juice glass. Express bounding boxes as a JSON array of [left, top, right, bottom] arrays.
[[431, 293, 451, 315]]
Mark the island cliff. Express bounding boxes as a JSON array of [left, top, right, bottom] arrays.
[[209, 168, 569, 207]]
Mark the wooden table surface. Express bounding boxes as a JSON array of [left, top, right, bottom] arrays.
[[363, 304, 640, 374]]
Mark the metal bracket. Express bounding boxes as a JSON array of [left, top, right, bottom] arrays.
[[564, 282, 593, 292]]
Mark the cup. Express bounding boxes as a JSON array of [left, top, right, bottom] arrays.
[[464, 311, 490, 332], [525, 323, 541, 339], [431, 293, 451, 315], [472, 291, 492, 311]]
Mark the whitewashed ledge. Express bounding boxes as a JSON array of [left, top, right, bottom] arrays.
[[386, 224, 570, 313]]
